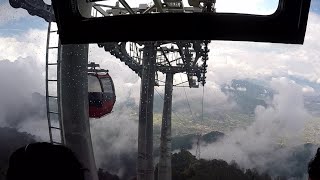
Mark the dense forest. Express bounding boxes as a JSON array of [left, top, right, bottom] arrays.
[[0, 127, 276, 180], [0, 127, 315, 180], [100, 149, 288, 180], [158, 149, 277, 180]]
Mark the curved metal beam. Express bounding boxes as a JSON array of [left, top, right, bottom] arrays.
[[52, 0, 311, 44]]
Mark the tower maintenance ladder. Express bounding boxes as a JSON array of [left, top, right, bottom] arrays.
[[45, 21, 65, 145]]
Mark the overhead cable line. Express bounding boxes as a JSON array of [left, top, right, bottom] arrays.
[[154, 87, 184, 123], [179, 74, 196, 122]]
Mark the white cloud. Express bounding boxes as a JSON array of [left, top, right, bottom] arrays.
[[197, 77, 312, 173], [207, 12, 320, 86], [0, 28, 47, 63], [0, 58, 46, 137], [302, 86, 315, 95], [91, 110, 138, 177], [236, 87, 247, 91]]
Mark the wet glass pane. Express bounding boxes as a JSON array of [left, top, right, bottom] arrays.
[[51, 128, 63, 143], [100, 77, 114, 93], [48, 82, 58, 97], [1, 1, 318, 180], [49, 112, 59, 123], [48, 97, 58, 113], [88, 75, 103, 92], [48, 65, 57, 80]]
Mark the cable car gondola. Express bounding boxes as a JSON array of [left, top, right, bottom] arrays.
[[88, 62, 116, 118]]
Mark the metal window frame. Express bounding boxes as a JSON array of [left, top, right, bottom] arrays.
[[52, 0, 311, 44]]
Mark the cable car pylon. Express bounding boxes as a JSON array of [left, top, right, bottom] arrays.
[[46, 4, 98, 180], [158, 73, 174, 180], [98, 40, 210, 180], [137, 43, 157, 180]]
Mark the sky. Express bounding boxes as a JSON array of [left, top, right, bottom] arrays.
[[0, 0, 320, 176], [1, 0, 319, 86], [98, 0, 279, 14]]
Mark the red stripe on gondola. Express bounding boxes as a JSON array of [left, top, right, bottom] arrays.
[[89, 99, 116, 118]]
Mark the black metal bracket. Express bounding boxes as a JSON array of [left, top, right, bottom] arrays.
[[9, 0, 55, 22], [52, 0, 311, 44]]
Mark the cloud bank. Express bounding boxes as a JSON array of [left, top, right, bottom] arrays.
[[197, 78, 315, 177]]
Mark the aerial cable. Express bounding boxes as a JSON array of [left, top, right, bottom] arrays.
[[179, 74, 196, 123], [196, 84, 205, 159], [154, 87, 184, 123], [201, 85, 205, 126], [194, 85, 206, 159]]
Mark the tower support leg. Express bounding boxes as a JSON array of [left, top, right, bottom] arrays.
[[158, 73, 174, 180], [59, 44, 98, 180], [58, 2, 98, 180], [137, 42, 157, 180]]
